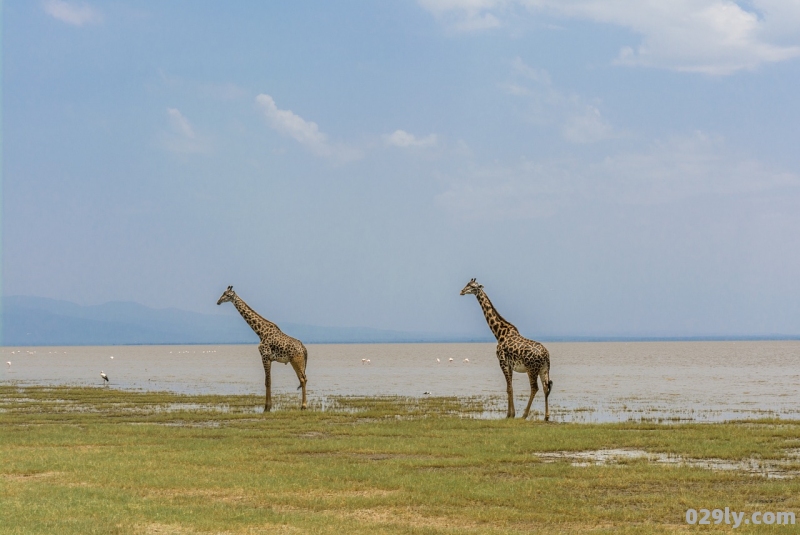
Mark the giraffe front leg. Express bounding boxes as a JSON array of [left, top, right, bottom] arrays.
[[259, 345, 273, 413], [264, 360, 272, 412], [497, 350, 515, 418], [502, 365, 515, 418], [523, 371, 538, 420]]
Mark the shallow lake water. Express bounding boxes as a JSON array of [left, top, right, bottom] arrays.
[[2, 341, 799, 423]]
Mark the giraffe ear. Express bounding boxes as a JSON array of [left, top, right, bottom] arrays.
[[470, 278, 475, 282]]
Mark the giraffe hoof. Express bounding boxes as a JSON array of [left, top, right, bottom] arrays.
[[545, 416, 550, 422]]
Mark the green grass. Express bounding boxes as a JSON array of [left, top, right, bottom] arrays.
[[1, 386, 798, 534]]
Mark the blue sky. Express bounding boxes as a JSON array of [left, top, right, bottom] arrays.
[[3, 0, 800, 338]]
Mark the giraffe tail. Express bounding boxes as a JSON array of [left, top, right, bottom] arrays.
[[547, 379, 553, 392]]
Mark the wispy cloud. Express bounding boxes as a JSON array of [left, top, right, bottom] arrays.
[[161, 108, 207, 154], [594, 132, 798, 204], [420, 0, 800, 74], [384, 130, 438, 148], [506, 58, 617, 144], [159, 71, 248, 101], [418, 0, 505, 31], [43, 0, 102, 26], [167, 108, 195, 139], [437, 131, 798, 220], [255, 94, 361, 162]]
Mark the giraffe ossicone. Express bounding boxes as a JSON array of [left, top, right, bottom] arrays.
[[217, 285, 308, 412], [460, 278, 553, 420]]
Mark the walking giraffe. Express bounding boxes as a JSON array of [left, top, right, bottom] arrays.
[[460, 279, 552, 420], [217, 286, 307, 412]]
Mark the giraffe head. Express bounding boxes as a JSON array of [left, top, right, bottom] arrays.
[[217, 285, 236, 305], [460, 278, 483, 296]]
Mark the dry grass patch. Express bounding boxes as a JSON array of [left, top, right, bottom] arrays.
[[1, 386, 799, 534]]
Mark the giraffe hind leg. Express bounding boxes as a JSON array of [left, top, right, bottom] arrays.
[[290, 358, 307, 410], [540, 369, 552, 422], [523, 370, 538, 420]]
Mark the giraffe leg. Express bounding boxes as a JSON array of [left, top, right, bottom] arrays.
[[523, 371, 538, 420], [540, 368, 552, 422], [263, 360, 272, 412], [290, 358, 307, 410], [502, 365, 515, 419]]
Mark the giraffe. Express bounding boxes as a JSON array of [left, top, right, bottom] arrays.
[[460, 278, 552, 420], [217, 286, 307, 412]]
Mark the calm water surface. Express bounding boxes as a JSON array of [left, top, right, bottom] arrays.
[[2, 342, 798, 422]]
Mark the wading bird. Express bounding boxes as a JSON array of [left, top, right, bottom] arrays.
[[100, 371, 109, 384]]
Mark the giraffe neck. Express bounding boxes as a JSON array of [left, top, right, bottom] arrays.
[[232, 295, 276, 337], [475, 289, 518, 341]]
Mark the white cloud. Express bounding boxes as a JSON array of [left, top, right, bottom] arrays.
[[161, 108, 207, 154], [43, 0, 101, 26], [384, 130, 438, 148], [436, 159, 571, 220], [507, 58, 617, 143], [437, 131, 798, 220], [561, 106, 614, 144], [594, 132, 798, 204], [418, 0, 506, 31], [255, 94, 361, 161], [167, 108, 195, 139], [420, 0, 800, 74], [158, 72, 248, 101]]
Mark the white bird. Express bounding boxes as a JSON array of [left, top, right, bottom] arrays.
[[110, 356, 114, 359], [449, 358, 453, 363], [366, 359, 371, 364], [6, 361, 10, 367], [463, 358, 470, 363], [436, 358, 440, 363], [362, 358, 366, 364], [100, 371, 109, 383]]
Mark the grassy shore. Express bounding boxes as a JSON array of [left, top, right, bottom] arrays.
[[1, 386, 798, 534]]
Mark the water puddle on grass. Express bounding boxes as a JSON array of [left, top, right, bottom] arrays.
[[537, 449, 800, 479]]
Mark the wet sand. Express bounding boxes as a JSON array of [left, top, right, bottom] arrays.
[[2, 341, 798, 422]]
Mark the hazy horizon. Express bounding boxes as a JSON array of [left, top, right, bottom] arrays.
[[4, 1, 800, 340]]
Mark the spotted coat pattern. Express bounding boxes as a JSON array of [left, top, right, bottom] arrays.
[[460, 279, 552, 420], [217, 286, 307, 412]]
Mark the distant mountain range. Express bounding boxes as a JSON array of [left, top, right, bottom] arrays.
[[2, 295, 488, 346]]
